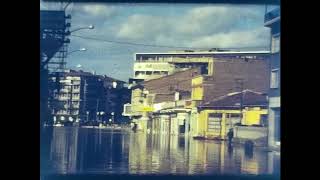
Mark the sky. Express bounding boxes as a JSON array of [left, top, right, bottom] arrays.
[[40, 2, 279, 81]]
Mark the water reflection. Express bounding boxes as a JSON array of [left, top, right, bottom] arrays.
[[43, 127, 280, 175]]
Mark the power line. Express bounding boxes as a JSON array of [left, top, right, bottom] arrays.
[[71, 34, 268, 50]]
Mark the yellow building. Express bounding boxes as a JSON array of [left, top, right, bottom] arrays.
[[193, 90, 268, 140], [123, 84, 154, 132]]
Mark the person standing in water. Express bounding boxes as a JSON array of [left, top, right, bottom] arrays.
[[227, 128, 234, 145]]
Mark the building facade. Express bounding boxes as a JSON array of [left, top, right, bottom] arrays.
[[125, 53, 270, 136], [264, 7, 280, 150], [196, 90, 268, 145], [49, 69, 129, 126], [133, 51, 270, 81], [124, 68, 201, 132]]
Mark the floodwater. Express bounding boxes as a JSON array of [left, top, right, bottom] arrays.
[[41, 127, 280, 175]]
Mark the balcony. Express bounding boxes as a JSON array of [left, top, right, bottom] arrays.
[[123, 104, 132, 116], [264, 8, 280, 26]]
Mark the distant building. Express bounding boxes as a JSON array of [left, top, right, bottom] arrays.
[[124, 68, 201, 132], [125, 53, 270, 134], [101, 75, 131, 124], [49, 69, 129, 125], [264, 7, 280, 150], [133, 51, 270, 81]]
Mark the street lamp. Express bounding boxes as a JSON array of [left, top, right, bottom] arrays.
[[86, 111, 89, 122], [111, 112, 115, 124], [70, 25, 94, 33], [98, 111, 104, 122]]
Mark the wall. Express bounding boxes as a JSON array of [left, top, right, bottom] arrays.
[[196, 109, 239, 139], [233, 126, 268, 146], [234, 126, 268, 139], [135, 54, 213, 76], [130, 88, 144, 116], [267, 12, 280, 151], [269, 53, 280, 98], [194, 108, 267, 139], [143, 68, 201, 97], [268, 107, 280, 150], [242, 108, 268, 125], [203, 59, 270, 103], [133, 62, 175, 80], [191, 76, 204, 101], [190, 108, 199, 137]]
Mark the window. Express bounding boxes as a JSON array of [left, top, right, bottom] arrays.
[[153, 71, 160, 75], [124, 105, 132, 114], [270, 69, 279, 88], [230, 114, 241, 118], [135, 71, 146, 76], [208, 113, 222, 132], [60, 93, 69, 98], [227, 113, 241, 126], [271, 34, 280, 53], [72, 110, 79, 115], [146, 71, 152, 75], [73, 93, 80, 99], [161, 71, 168, 75]]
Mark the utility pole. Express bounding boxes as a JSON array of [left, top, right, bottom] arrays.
[[96, 99, 100, 121], [83, 79, 87, 122], [69, 80, 73, 121], [235, 78, 244, 123]]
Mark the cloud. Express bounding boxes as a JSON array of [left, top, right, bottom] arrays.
[[190, 27, 270, 48], [80, 4, 116, 17], [65, 4, 270, 80], [115, 5, 267, 48], [71, 4, 118, 29], [174, 6, 262, 36], [117, 14, 169, 40]]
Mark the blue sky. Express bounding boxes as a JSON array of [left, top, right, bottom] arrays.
[[40, 2, 279, 81]]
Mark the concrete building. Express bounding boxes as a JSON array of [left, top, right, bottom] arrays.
[[100, 75, 131, 124], [196, 90, 268, 146], [133, 51, 270, 81], [49, 69, 128, 125], [191, 57, 270, 103], [264, 7, 280, 150], [126, 52, 269, 136], [124, 68, 201, 132], [189, 56, 270, 138], [125, 52, 270, 135]]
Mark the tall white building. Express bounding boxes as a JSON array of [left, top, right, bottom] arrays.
[[132, 50, 270, 82]]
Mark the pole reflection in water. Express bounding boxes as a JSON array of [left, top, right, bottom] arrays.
[[43, 127, 280, 175]]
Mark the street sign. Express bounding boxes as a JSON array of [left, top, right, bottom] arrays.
[[141, 106, 154, 112]]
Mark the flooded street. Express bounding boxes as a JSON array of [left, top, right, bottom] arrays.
[[41, 127, 280, 175]]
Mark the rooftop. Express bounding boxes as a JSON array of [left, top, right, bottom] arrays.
[[199, 90, 268, 109], [58, 69, 126, 83], [135, 51, 270, 56]]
